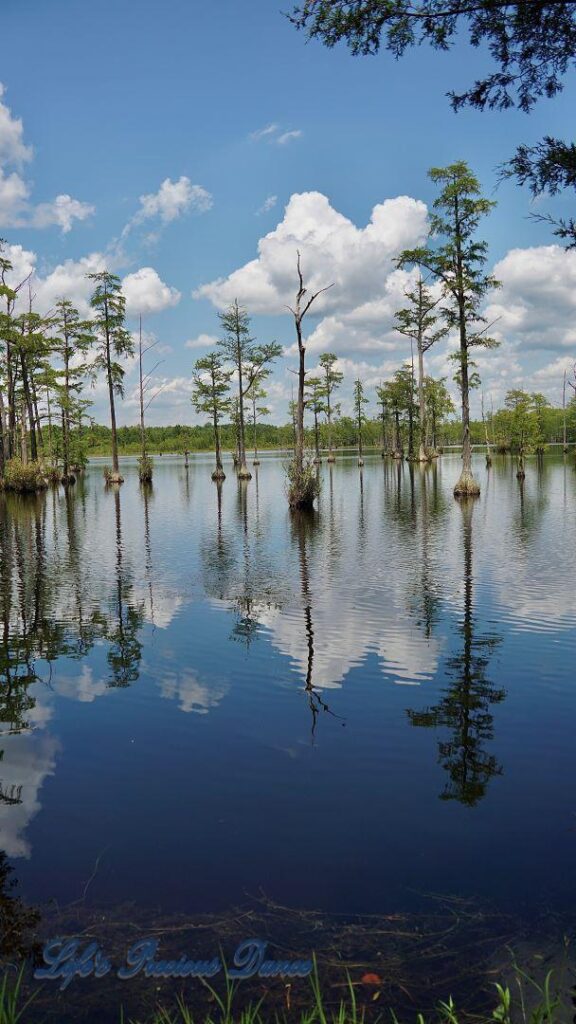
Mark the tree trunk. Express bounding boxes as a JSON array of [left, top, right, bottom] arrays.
[[212, 405, 225, 480], [393, 408, 403, 458], [453, 201, 479, 497], [20, 403, 28, 464], [19, 352, 37, 462], [236, 320, 251, 479], [313, 409, 321, 462], [0, 389, 6, 475], [326, 384, 335, 462], [105, 293, 123, 483], [417, 339, 427, 461], [295, 334, 305, 476]]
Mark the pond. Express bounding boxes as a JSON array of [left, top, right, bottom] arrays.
[[1, 452, 576, 1011]]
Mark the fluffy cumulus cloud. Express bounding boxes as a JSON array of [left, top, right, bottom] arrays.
[[123, 176, 213, 239], [122, 266, 181, 315], [0, 83, 32, 164], [0, 83, 93, 233], [487, 245, 576, 354], [195, 191, 429, 317], [195, 192, 576, 417]]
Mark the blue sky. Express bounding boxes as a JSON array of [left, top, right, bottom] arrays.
[[2, 0, 576, 425]]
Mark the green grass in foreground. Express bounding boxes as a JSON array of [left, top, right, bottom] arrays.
[[0, 961, 569, 1024]]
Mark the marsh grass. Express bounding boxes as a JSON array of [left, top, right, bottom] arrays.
[[0, 959, 571, 1024], [0, 968, 36, 1024], [138, 454, 154, 483], [0, 459, 47, 493], [286, 457, 321, 510]]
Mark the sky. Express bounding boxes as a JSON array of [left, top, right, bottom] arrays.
[[1, 0, 576, 426]]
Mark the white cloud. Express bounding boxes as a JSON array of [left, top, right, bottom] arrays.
[[486, 245, 576, 354], [122, 266, 181, 316], [195, 191, 429, 318], [31, 193, 95, 234], [0, 82, 32, 165], [34, 252, 107, 315], [276, 130, 302, 145], [124, 176, 213, 238], [249, 124, 302, 146], [185, 332, 220, 350], [249, 123, 279, 141], [256, 195, 278, 216], [0, 168, 29, 224], [0, 82, 93, 233]]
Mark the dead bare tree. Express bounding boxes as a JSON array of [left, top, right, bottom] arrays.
[[137, 316, 167, 483], [286, 252, 333, 508]]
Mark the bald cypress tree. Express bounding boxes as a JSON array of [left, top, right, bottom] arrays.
[[88, 272, 133, 484], [399, 162, 499, 497], [192, 353, 233, 480]]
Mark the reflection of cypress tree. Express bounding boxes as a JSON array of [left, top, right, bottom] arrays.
[[413, 467, 442, 638], [141, 481, 155, 627], [231, 596, 260, 649], [0, 852, 41, 961], [105, 489, 143, 687], [292, 511, 334, 740], [408, 499, 505, 806], [201, 481, 237, 601], [0, 498, 41, 735]]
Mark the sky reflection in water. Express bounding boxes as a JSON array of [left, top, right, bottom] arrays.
[[1, 453, 575, 920]]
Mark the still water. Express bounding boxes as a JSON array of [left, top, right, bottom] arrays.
[[1, 453, 575, 927]]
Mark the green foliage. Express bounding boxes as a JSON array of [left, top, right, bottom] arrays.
[[192, 353, 233, 420], [217, 301, 281, 465], [502, 137, 576, 247], [493, 389, 551, 455], [286, 457, 321, 509], [0, 966, 35, 1024], [138, 454, 153, 483], [88, 272, 134, 399], [1, 459, 47, 493], [395, 276, 447, 355], [288, 2, 576, 114]]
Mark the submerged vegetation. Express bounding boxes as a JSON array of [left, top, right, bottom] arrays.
[[0, 958, 570, 1024]]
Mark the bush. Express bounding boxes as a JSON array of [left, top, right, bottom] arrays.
[[138, 454, 153, 483], [1, 459, 48, 493], [286, 457, 321, 510]]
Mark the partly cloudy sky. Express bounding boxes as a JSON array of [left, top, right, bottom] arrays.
[[2, 0, 576, 426]]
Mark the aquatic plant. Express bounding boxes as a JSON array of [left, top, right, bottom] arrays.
[[0, 459, 48, 493], [286, 456, 321, 510], [139, 454, 153, 484]]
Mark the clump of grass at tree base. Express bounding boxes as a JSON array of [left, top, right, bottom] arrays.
[[286, 457, 321, 510], [139, 454, 153, 483], [0, 459, 47, 493], [1, 959, 568, 1024]]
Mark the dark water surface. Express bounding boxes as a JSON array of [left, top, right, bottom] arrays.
[[1, 453, 576, 927]]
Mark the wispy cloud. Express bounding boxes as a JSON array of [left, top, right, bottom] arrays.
[[256, 195, 278, 216], [276, 130, 302, 146], [249, 123, 279, 141], [185, 333, 220, 351], [249, 124, 302, 146]]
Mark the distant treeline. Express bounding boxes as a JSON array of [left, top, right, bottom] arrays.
[[84, 404, 576, 455]]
